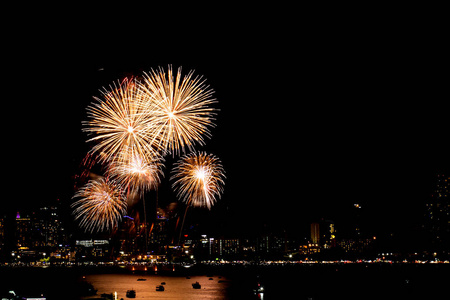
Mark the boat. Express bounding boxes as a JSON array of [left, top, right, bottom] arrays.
[[192, 281, 201, 289], [161, 281, 166, 285], [156, 285, 165, 291], [126, 289, 136, 298], [137, 278, 147, 281], [253, 282, 265, 293], [253, 275, 264, 294]]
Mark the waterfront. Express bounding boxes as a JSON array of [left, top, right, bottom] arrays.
[[1, 263, 449, 299]]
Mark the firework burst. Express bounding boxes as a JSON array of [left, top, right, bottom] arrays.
[[138, 66, 217, 155], [108, 152, 164, 194], [71, 178, 127, 233], [83, 78, 161, 164], [171, 152, 225, 209]]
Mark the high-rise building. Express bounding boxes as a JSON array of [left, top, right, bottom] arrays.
[[149, 216, 169, 251], [16, 212, 33, 251], [0, 215, 6, 255], [424, 174, 450, 250], [321, 220, 336, 248], [310, 222, 320, 244], [257, 235, 270, 255], [216, 238, 240, 258], [33, 207, 68, 248], [352, 203, 362, 238]]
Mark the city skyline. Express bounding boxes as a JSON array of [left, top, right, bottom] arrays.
[[3, 173, 448, 253], [2, 172, 448, 264]]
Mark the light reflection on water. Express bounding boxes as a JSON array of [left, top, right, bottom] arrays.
[[83, 273, 232, 300]]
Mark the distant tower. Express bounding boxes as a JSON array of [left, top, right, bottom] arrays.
[[0, 215, 5, 255], [16, 212, 32, 251], [311, 223, 320, 245], [352, 203, 362, 238], [424, 174, 450, 250]]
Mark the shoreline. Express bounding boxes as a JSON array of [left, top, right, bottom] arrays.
[[1, 257, 449, 272]]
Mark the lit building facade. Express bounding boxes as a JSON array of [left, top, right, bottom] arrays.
[[16, 212, 33, 252], [310, 222, 320, 245], [321, 220, 336, 249], [195, 235, 241, 260], [0, 215, 6, 257], [33, 207, 68, 249], [14, 207, 69, 260]]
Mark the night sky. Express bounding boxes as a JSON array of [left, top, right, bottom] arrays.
[[3, 10, 448, 241]]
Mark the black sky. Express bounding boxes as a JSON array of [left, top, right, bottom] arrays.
[[3, 9, 448, 239]]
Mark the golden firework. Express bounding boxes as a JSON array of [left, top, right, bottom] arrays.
[[83, 78, 161, 164], [171, 152, 225, 209], [108, 152, 164, 194], [71, 177, 127, 233], [138, 66, 217, 155]]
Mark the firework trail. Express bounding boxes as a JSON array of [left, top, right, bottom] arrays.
[[71, 178, 127, 233], [73, 152, 98, 189], [138, 66, 217, 155], [171, 151, 225, 209]]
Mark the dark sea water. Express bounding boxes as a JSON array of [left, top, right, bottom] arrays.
[[1, 263, 448, 300], [82, 273, 232, 299]]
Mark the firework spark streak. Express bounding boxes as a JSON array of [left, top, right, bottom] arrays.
[[171, 152, 225, 209], [138, 66, 217, 155], [71, 178, 127, 233]]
